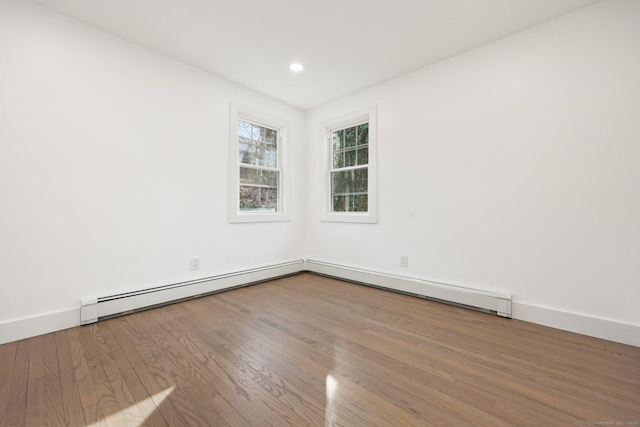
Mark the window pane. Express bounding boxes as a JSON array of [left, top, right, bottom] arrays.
[[351, 194, 368, 212], [239, 142, 277, 167], [345, 126, 356, 148], [239, 120, 278, 167], [239, 186, 260, 210], [355, 168, 368, 192], [357, 123, 368, 146], [238, 120, 253, 139], [260, 187, 278, 210], [257, 145, 266, 166], [344, 149, 356, 167], [252, 124, 264, 141], [331, 171, 345, 194], [331, 168, 368, 196], [240, 168, 278, 187], [261, 170, 278, 187], [331, 194, 368, 212], [239, 186, 278, 211], [239, 167, 260, 185], [265, 147, 277, 168], [333, 130, 344, 151], [333, 152, 344, 169], [239, 142, 254, 164], [357, 147, 368, 165], [265, 128, 277, 144]]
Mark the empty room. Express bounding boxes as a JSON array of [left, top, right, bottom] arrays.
[[1, 0, 639, 425]]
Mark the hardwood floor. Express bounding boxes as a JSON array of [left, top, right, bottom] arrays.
[[1, 273, 638, 426]]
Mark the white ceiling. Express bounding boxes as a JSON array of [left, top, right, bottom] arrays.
[[30, 0, 602, 110]]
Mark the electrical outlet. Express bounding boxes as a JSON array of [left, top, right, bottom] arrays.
[[191, 257, 200, 270], [400, 255, 409, 268]]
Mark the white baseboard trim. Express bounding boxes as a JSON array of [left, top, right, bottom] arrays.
[[1, 260, 305, 345], [91, 260, 306, 322], [306, 259, 512, 317], [512, 302, 639, 347], [3, 260, 637, 348], [306, 259, 638, 347], [0, 308, 79, 346]]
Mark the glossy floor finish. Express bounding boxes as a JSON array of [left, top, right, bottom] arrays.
[[1, 273, 638, 426]]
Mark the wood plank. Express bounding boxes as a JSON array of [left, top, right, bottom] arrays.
[[4, 339, 30, 426], [236, 275, 638, 424], [71, 326, 131, 427], [98, 321, 169, 427], [56, 330, 87, 426], [42, 332, 65, 426], [0, 273, 637, 426], [214, 284, 530, 425], [153, 305, 325, 425], [84, 324, 149, 427], [106, 317, 193, 427], [0, 340, 18, 422], [25, 334, 45, 426], [140, 306, 305, 427], [67, 328, 99, 411], [303, 274, 638, 387], [118, 314, 214, 427], [183, 293, 398, 426], [209, 394, 253, 427]]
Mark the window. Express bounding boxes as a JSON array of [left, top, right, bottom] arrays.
[[238, 120, 279, 211], [229, 104, 289, 222], [322, 106, 377, 223], [331, 123, 369, 212]]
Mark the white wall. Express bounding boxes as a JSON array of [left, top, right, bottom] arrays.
[[1, 0, 638, 345], [306, 0, 639, 337], [0, 0, 306, 337]]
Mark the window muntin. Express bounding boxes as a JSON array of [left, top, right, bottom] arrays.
[[238, 120, 280, 212], [330, 122, 369, 212]]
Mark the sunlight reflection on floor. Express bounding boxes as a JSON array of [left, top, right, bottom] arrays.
[[88, 386, 175, 427], [325, 374, 338, 427]]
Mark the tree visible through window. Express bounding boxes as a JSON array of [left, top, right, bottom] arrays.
[[331, 122, 369, 212], [238, 120, 279, 211]]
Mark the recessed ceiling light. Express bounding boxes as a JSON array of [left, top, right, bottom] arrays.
[[289, 63, 304, 72]]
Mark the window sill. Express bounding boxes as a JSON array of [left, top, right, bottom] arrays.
[[320, 212, 376, 224], [230, 212, 291, 223]]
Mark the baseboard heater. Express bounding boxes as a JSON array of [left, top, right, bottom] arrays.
[[80, 259, 511, 325], [80, 260, 305, 325], [306, 260, 512, 318]]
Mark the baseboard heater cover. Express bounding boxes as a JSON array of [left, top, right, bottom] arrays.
[[81, 260, 305, 324], [306, 260, 512, 318]]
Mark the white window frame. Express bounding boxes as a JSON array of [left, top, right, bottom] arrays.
[[321, 105, 377, 223], [229, 103, 290, 223]]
